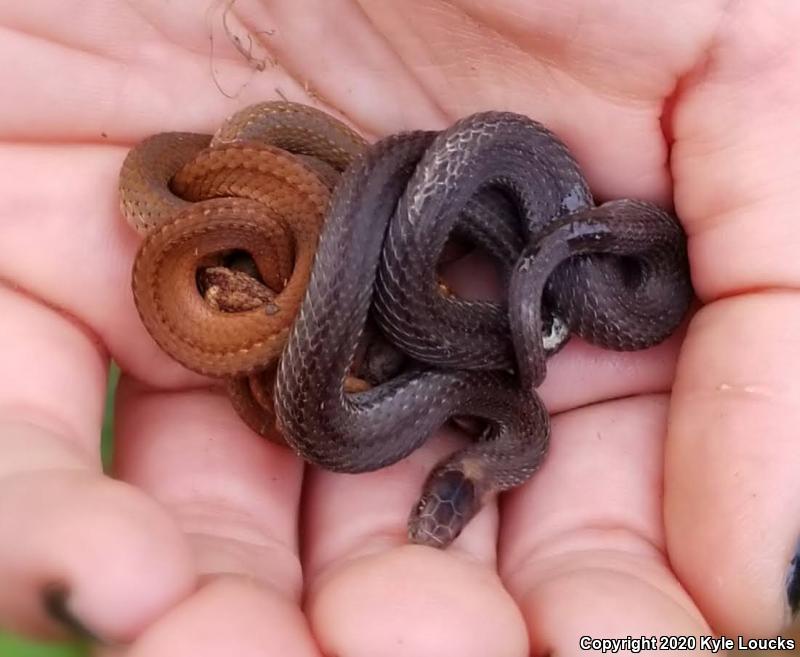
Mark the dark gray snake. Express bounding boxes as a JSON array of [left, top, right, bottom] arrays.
[[273, 111, 692, 548]]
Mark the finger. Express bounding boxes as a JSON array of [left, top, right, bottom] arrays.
[[0, 2, 300, 142], [499, 396, 710, 656], [0, 284, 194, 640], [294, 323, 686, 657], [355, 0, 723, 202], [0, 141, 202, 388], [300, 429, 528, 657], [110, 577, 320, 657], [0, 1, 403, 143], [667, 0, 800, 634], [668, 295, 800, 633], [112, 375, 314, 654]]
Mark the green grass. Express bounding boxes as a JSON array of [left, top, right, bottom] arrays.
[[100, 363, 119, 470], [0, 364, 119, 657], [0, 635, 87, 657]]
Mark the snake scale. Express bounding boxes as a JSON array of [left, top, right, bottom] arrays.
[[119, 101, 692, 548]]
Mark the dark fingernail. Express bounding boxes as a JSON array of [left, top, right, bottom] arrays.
[[786, 539, 800, 615], [42, 583, 100, 643]]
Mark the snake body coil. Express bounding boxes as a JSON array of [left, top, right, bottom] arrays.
[[119, 102, 367, 440], [120, 103, 693, 548], [274, 112, 691, 547]]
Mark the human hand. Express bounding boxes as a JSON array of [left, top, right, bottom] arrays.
[[1, 1, 797, 655]]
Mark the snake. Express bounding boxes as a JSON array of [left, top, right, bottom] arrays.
[[119, 103, 692, 548], [272, 112, 692, 547], [119, 102, 369, 438]]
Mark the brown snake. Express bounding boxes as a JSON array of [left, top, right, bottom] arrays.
[[120, 102, 692, 548], [119, 102, 368, 437]]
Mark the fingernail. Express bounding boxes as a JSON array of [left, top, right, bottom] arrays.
[[786, 538, 800, 616], [42, 583, 100, 643]]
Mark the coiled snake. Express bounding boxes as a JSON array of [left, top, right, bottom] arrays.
[[119, 102, 692, 548]]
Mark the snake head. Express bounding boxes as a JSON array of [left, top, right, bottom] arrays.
[[407, 465, 486, 548]]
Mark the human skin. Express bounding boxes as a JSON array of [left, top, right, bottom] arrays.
[[0, 1, 798, 655]]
